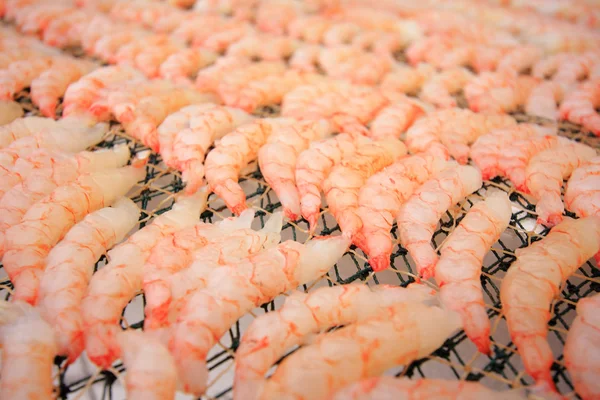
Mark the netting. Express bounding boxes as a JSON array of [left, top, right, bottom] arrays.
[[1, 36, 599, 400]]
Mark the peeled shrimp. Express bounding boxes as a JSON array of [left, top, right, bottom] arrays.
[[118, 330, 177, 400], [158, 48, 217, 85], [564, 293, 600, 400], [42, 9, 92, 49], [38, 198, 139, 363], [260, 302, 461, 400], [331, 377, 526, 400], [159, 104, 253, 193], [525, 81, 564, 121], [217, 61, 287, 107], [323, 22, 361, 46], [553, 52, 600, 85], [227, 34, 299, 61], [170, 235, 350, 395], [0, 115, 56, 148], [351, 30, 404, 56], [397, 164, 483, 279], [289, 44, 321, 73], [0, 301, 57, 400], [317, 45, 393, 85], [559, 79, 600, 136], [81, 190, 208, 368], [470, 124, 555, 181], [405, 108, 517, 164], [255, 0, 304, 35], [234, 283, 435, 400], [0, 100, 22, 126], [287, 15, 333, 43], [195, 56, 251, 93], [200, 23, 256, 53], [0, 56, 54, 100], [115, 36, 184, 78], [532, 53, 570, 79], [259, 119, 331, 220], [31, 58, 96, 118], [369, 95, 428, 140], [419, 68, 474, 109], [525, 139, 597, 226], [91, 28, 147, 63], [296, 133, 369, 232], [565, 156, 600, 218], [496, 45, 543, 75], [435, 192, 511, 354], [501, 216, 600, 393], [464, 72, 539, 114], [3, 163, 144, 304], [324, 138, 407, 238], [354, 152, 450, 272], [204, 118, 295, 215]]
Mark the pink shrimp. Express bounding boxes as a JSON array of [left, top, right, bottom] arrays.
[[0, 100, 22, 126], [0, 301, 57, 400], [564, 293, 600, 400], [379, 63, 436, 97], [110, 0, 183, 31], [296, 133, 370, 232], [158, 104, 253, 193], [565, 156, 600, 218], [351, 30, 405, 56], [92, 28, 148, 64], [559, 79, 600, 136], [117, 36, 185, 78], [81, 190, 209, 369], [331, 377, 526, 400], [259, 119, 332, 220], [13, 3, 72, 34], [464, 72, 539, 114], [323, 22, 361, 46], [38, 198, 140, 363], [216, 61, 287, 107], [234, 283, 435, 400], [287, 15, 333, 43], [397, 164, 483, 279], [255, 0, 304, 35], [158, 48, 217, 85], [42, 9, 93, 49], [317, 45, 393, 85], [0, 56, 55, 100], [419, 68, 474, 109], [405, 35, 460, 68], [204, 118, 296, 214], [369, 95, 427, 140], [532, 53, 570, 79], [470, 124, 555, 181], [79, 15, 119, 54], [62, 66, 144, 118], [199, 22, 256, 53], [525, 139, 596, 226], [259, 301, 461, 400], [324, 138, 407, 238], [496, 45, 543, 75], [435, 191, 512, 354], [169, 235, 350, 395], [117, 330, 177, 400], [354, 152, 450, 272], [30, 58, 96, 118], [501, 216, 600, 393], [525, 81, 564, 121], [195, 56, 251, 93], [289, 44, 321, 73], [0, 116, 56, 148], [553, 51, 600, 85], [406, 108, 517, 164], [227, 34, 299, 61]]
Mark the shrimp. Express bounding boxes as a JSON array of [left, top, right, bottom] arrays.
[[525, 81, 564, 121], [369, 95, 428, 140], [553, 51, 600, 85], [559, 79, 600, 136], [159, 104, 253, 193], [470, 124, 555, 180], [405, 35, 459, 68], [532, 53, 570, 79], [317, 45, 393, 85], [169, 235, 350, 395], [323, 22, 361, 46], [324, 138, 407, 238], [397, 164, 483, 279], [158, 48, 218, 85], [92, 28, 148, 63], [331, 377, 526, 400], [406, 108, 517, 164], [0, 301, 57, 400], [259, 302, 461, 400], [31, 58, 96, 118], [79, 15, 119, 53], [501, 216, 600, 393], [565, 156, 600, 218], [296, 133, 369, 232], [354, 152, 450, 272], [289, 44, 322, 73], [81, 190, 209, 368], [496, 45, 543, 75], [204, 118, 296, 215], [116, 36, 185, 78], [287, 15, 333, 43], [0, 56, 54, 100], [13, 3, 72, 34], [200, 22, 256, 53], [234, 283, 435, 400], [419, 68, 474, 109], [117, 330, 177, 400], [464, 72, 539, 114], [379, 63, 436, 97], [564, 293, 600, 400], [351, 30, 404, 56], [62, 66, 144, 118], [216, 61, 287, 107], [259, 119, 332, 220], [37, 198, 140, 363], [255, 0, 304, 35], [227, 34, 299, 61], [3, 163, 144, 304], [42, 9, 93, 48], [195, 56, 251, 93], [525, 139, 597, 226], [435, 191, 511, 354], [0, 100, 22, 126]]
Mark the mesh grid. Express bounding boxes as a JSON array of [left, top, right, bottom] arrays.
[[0, 62, 599, 400]]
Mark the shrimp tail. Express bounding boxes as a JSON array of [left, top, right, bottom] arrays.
[[182, 160, 205, 194], [211, 178, 248, 215], [85, 324, 121, 369]]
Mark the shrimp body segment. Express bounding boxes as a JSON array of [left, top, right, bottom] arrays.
[[158, 48, 217, 84], [525, 81, 564, 122], [419, 67, 474, 109], [397, 164, 483, 279], [435, 191, 512, 354], [525, 140, 597, 226], [3, 164, 144, 304], [0, 56, 54, 101], [565, 156, 600, 218], [323, 138, 407, 238], [258, 119, 331, 220], [369, 95, 428, 140], [0, 115, 57, 149], [234, 283, 435, 400], [260, 302, 461, 400], [564, 293, 600, 400], [354, 152, 450, 272], [559, 79, 600, 136], [38, 198, 140, 363], [501, 216, 600, 393]]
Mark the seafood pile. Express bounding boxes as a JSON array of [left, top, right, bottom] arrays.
[[0, 0, 599, 399]]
